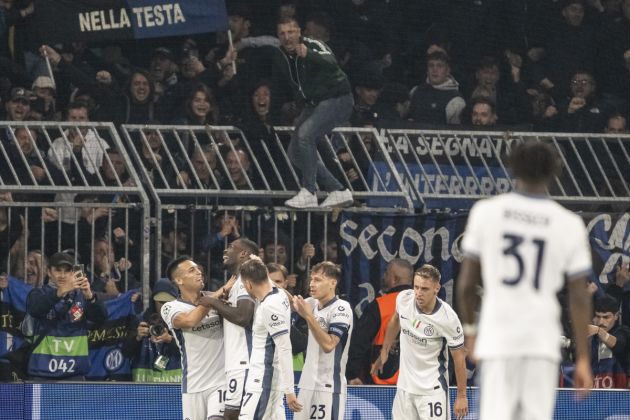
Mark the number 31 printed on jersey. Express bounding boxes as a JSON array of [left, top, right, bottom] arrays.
[[502, 233, 546, 290]]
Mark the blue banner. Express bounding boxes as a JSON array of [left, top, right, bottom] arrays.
[[34, 0, 228, 43], [340, 211, 630, 317], [0, 277, 33, 356], [339, 212, 468, 316], [87, 291, 139, 380]]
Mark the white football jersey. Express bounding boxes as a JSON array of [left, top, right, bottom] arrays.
[[247, 287, 293, 392], [298, 297, 353, 394], [461, 192, 592, 361], [223, 275, 255, 372], [161, 299, 225, 393], [396, 291, 464, 394]]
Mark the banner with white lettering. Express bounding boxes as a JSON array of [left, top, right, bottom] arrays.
[[367, 132, 516, 210], [34, 0, 228, 43], [341, 211, 630, 316], [87, 291, 139, 380]]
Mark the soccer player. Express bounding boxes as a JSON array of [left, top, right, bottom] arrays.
[[457, 140, 593, 420], [239, 258, 302, 419], [292, 262, 353, 420], [160, 256, 230, 420], [372, 264, 469, 420], [199, 238, 259, 420]]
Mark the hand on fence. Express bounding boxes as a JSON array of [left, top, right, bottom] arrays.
[[299, 243, 315, 265]]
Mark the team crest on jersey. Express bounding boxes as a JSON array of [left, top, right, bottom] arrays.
[[69, 302, 84, 322], [424, 325, 435, 336]]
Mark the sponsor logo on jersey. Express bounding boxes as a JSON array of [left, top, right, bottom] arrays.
[[271, 314, 278, 321]]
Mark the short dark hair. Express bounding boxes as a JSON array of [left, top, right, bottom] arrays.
[[66, 101, 90, 119], [426, 51, 450, 66], [594, 295, 619, 314], [415, 264, 441, 283], [237, 237, 259, 256], [277, 16, 299, 27], [470, 97, 496, 114], [240, 258, 268, 284], [166, 255, 191, 282], [311, 261, 341, 283], [476, 56, 499, 71], [508, 140, 562, 185]]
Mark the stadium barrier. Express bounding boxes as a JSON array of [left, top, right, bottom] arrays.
[[1, 383, 630, 420]]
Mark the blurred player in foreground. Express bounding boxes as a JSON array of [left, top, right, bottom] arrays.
[[457, 140, 593, 420]]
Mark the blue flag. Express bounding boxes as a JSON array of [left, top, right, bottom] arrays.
[[0, 277, 33, 356], [87, 291, 139, 380]]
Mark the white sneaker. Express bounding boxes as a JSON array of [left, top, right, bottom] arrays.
[[285, 188, 318, 208], [320, 189, 353, 208]]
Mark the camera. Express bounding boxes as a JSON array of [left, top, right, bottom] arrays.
[[73, 264, 84, 278], [148, 313, 166, 337], [149, 324, 165, 337]]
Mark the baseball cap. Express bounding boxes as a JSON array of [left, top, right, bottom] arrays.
[[49, 252, 74, 269], [10, 87, 31, 102], [32, 76, 55, 90]]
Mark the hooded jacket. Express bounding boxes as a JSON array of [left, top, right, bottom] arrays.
[[409, 76, 466, 125]]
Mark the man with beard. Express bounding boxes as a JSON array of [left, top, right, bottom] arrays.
[[197, 237, 259, 420]]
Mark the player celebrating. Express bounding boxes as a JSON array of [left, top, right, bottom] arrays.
[[200, 238, 259, 420], [292, 262, 353, 420], [160, 256, 230, 420], [457, 140, 593, 420], [372, 264, 469, 420], [239, 258, 302, 419]]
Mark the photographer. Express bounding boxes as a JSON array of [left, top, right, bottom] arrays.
[[123, 278, 181, 383], [26, 252, 106, 380]]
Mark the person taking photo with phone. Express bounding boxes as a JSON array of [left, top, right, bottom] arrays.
[[26, 252, 107, 380]]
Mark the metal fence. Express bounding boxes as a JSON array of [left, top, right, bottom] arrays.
[[382, 129, 630, 210], [3, 122, 628, 302], [0, 122, 151, 305]]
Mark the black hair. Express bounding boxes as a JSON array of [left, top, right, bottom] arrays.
[[594, 295, 619, 314], [508, 140, 562, 185], [237, 237, 259, 256], [166, 255, 192, 282], [470, 97, 497, 114]]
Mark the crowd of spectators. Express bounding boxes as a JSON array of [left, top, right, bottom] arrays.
[[1, 0, 630, 387], [1, 0, 629, 133]]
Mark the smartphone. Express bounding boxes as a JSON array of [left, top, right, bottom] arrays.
[[73, 264, 84, 279]]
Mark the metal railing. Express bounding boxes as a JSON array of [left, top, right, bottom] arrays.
[[0, 122, 151, 306], [3, 122, 628, 302], [382, 129, 630, 210]]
